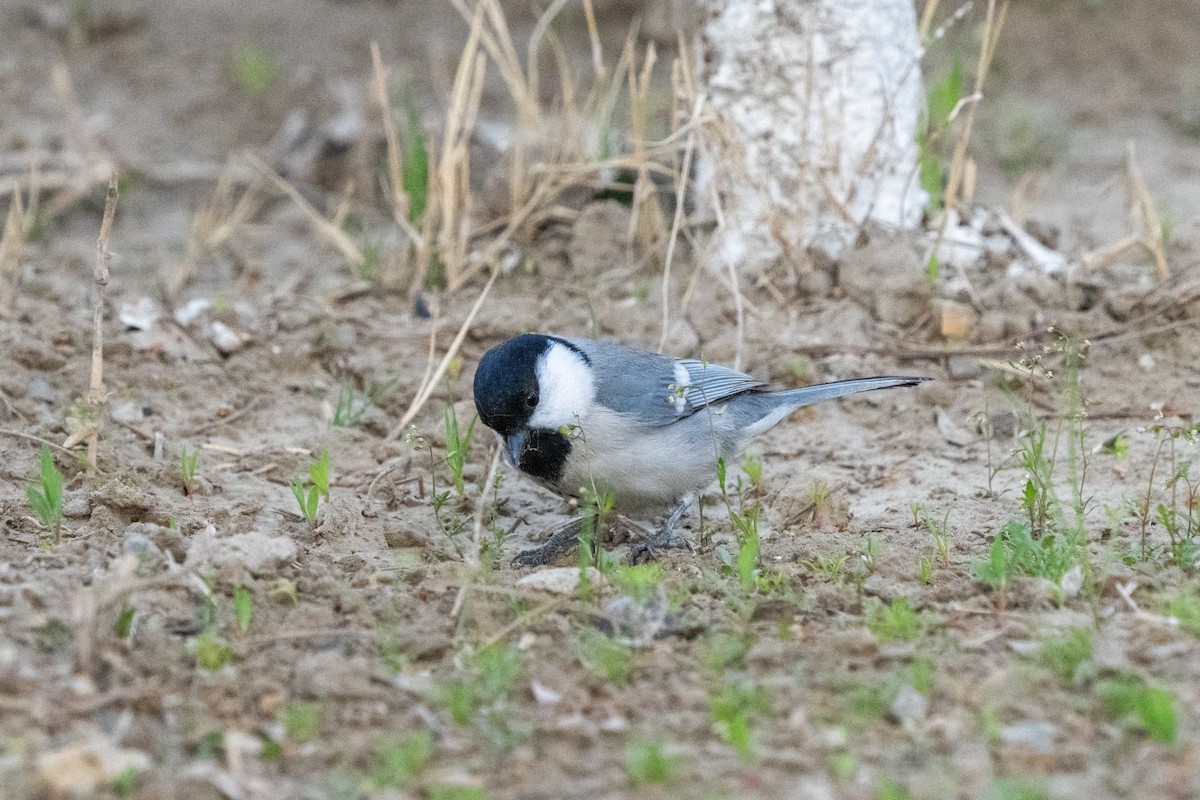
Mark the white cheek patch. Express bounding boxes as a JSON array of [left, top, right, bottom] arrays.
[[529, 343, 595, 430]]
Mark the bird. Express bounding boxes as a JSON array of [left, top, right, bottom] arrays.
[[472, 333, 929, 564]]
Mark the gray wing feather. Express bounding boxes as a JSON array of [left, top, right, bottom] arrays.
[[563, 338, 927, 430], [564, 338, 766, 426], [677, 359, 767, 412]]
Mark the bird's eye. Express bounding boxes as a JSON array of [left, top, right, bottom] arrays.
[[525, 392, 538, 409]]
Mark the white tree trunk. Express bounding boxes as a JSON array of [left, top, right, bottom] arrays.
[[697, 0, 925, 271]]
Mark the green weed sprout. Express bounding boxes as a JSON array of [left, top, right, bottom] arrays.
[[804, 551, 849, 582], [290, 478, 319, 524], [1137, 420, 1199, 567], [310, 450, 330, 498], [400, 89, 430, 225], [406, 427, 467, 558], [443, 404, 476, 497], [713, 456, 765, 593], [865, 597, 931, 643], [369, 731, 433, 791], [577, 484, 616, 598], [572, 627, 634, 687], [230, 45, 278, 94], [192, 630, 233, 672], [918, 60, 962, 215], [440, 644, 527, 750], [625, 738, 678, 786], [26, 445, 64, 542], [973, 520, 1078, 605], [290, 450, 331, 526], [1037, 627, 1094, 687], [973, 534, 1013, 604], [180, 446, 198, 499], [609, 563, 664, 602], [283, 702, 323, 743], [709, 675, 769, 760], [332, 380, 371, 427], [233, 585, 253, 633], [1096, 675, 1178, 744], [429, 787, 483, 800]]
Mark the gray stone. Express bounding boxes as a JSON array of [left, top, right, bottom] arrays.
[[184, 525, 298, 580], [936, 408, 975, 447], [62, 491, 91, 519], [121, 532, 154, 558], [28, 376, 63, 404], [383, 528, 428, 549], [889, 683, 928, 727], [314, 495, 365, 538], [999, 720, 1057, 753], [946, 355, 983, 380]]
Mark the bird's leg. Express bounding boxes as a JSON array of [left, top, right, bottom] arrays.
[[629, 496, 694, 565], [511, 517, 586, 568]]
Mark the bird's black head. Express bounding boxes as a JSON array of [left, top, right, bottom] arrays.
[[473, 334, 550, 436]]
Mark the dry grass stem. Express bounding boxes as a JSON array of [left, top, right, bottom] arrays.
[[87, 172, 119, 470], [170, 158, 265, 297], [581, 0, 606, 80], [481, 596, 568, 649], [429, 2, 489, 291], [0, 429, 77, 457], [918, 0, 943, 41], [247, 152, 365, 269], [388, 266, 499, 439], [0, 187, 26, 316], [656, 93, 703, 354], [468, 444, 502, 569], [943, 0, 1008, 214], [1123, 141, 1169, 281], [526, 0, 573, 107], [1082, 143, 1170, 280], [371, 41, 411, 228], [369, 41, 424, 263]]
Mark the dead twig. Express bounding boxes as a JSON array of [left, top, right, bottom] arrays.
[[246, 152, 365, 269], [943, 0, 1009, 213], [0, 185, 26, 316], [388, 268, 498, 439], [656, 92, 703, 354], [468, 444, 502, 568], [1082, 142, 1169, 281], [186, 397, 264, 436], [86, 172, 119, 470], [0, 429, 77, 457], [369, 42, 424, 252], [480, 596, 568, 649]]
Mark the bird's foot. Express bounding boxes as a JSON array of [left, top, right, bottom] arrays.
[[628, 497, 694, 564], [511, 518, 585, 568], [628, 528, 692, 565]]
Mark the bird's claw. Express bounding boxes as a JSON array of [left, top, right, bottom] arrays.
[[628, 531, 691, 565], [511, 518, 585, 568], [628, 540, 657, 565]]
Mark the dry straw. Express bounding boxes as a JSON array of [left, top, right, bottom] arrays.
[[87, 173, 118, 470]]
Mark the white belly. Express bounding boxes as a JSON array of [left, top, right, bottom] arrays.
[[557, 407, 745, 513]]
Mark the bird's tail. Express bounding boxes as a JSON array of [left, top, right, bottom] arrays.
[[772, 376, 931, 409]]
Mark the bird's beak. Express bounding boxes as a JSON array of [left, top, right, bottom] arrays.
[[504, 430, 527, 467]]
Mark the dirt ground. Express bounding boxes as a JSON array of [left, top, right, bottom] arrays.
[[2, 1, 1199, 799]]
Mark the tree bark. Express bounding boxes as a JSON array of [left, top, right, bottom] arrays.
[[697, 0, 925, 271]]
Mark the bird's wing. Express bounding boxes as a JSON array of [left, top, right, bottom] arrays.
[[675, 359, 768, 414], [565, 338, 769, 426]]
